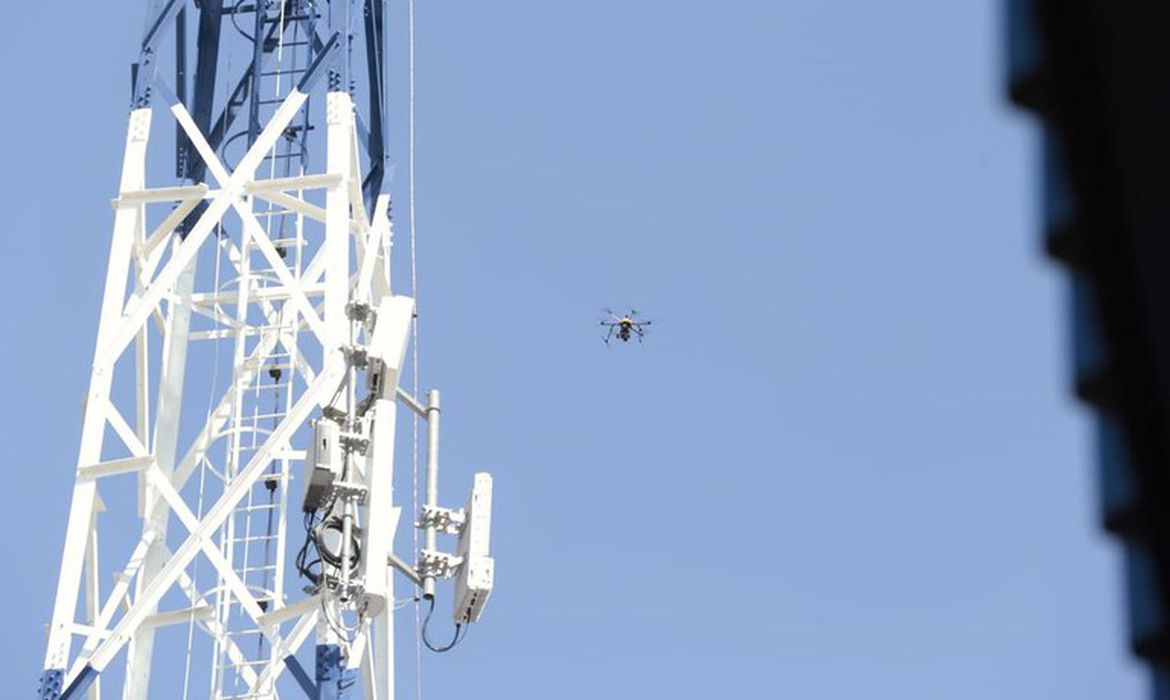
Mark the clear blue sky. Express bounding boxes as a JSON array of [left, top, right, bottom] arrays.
[[0, 2, 1149, 698]]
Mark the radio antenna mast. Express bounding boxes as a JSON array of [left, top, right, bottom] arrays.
[[38, 2, 495, 698]]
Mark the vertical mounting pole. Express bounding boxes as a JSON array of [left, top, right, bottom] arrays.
[[423, 389, 440, 599], [339, 310, 359, 603]]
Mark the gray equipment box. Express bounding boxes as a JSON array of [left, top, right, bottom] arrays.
[[302, 419, 342, 511]]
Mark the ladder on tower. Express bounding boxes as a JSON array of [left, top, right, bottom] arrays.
[[210, 7, 316, 694], [211, 308, 298, 698]]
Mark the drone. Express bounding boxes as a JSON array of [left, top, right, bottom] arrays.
[[601, 309, 652, 345]]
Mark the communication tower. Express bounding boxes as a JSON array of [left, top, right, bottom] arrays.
[[38, 2, 494, 698]]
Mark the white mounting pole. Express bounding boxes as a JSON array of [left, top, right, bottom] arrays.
[[423, 389, 441, 600]]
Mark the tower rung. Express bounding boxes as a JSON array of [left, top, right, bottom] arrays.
[[244, 358, 292, 369], [234, 503, 279, 513], [240, 411, 288, 421], [216, 658, 270, 669], [222, 595, 276, 607], [219, 632, 268, 643], [264, 12, 319, 24], [227, 534, 281, 544], [238, 565, 278, 574], [249, 383, 288, 393]]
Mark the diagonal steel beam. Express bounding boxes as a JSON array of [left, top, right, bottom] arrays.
[[68, 357, 347, 686], [131, 0, 184, 108], [234, 203, 329, 341], [145, 466, 267, 623], [97, 89, 309, 370], [245, 609, 319, 696]]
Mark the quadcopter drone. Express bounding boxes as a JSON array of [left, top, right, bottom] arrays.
[[601, 309, 652, 345]]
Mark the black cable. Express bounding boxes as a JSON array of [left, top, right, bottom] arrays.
[[421, 597, 464, 653], [256, 366, 282, 659], [313, 515, 361, 570], [230, 0, 258, 43], [295, 509, 323, 585], [296, 490, 343, 587]]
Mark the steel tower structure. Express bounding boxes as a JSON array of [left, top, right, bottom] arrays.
[[39, 2, 494, 698]]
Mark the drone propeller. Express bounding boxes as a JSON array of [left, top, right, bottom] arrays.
[[629, 309, 655, 326], [602, 325, 616, 346]]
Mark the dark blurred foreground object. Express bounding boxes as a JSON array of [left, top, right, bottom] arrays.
[[1008, 1, 1170, 694]]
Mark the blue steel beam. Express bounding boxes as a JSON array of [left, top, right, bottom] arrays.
[[285, 654, 317, 698], [316, 645, 358, 700], [297, 31, 342, 93], [202, 3, 308, 167], [176, 0, 224, 236], [181, 0, 224, 181], [361, 0, 388, 211], [246, 0, 267, 147], [131, 0, 184, 108], [174, 6, 187, 177]]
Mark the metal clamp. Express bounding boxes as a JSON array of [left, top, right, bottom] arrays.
[[417, 506, 465, 535], [341, 345, 369, 368], [418, 550, 463, 580], [329, 480, 368, 505], [346, 301, 374, 323], [339, 430, 369, 455]]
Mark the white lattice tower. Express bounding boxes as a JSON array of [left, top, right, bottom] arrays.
[[38, 4, 498, 698], [39, 82, 408, 699]]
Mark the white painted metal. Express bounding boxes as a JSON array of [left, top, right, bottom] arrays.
[[423, 391, 441, 600], [42, 85, 413, 697], [45, 107, 153, 680], [45, 19, 498, 700], [453, 474, 494, 624]]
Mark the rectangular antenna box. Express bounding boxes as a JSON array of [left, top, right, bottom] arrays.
[[302, 419, 342, 511], [454, 472, 494, 623]]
